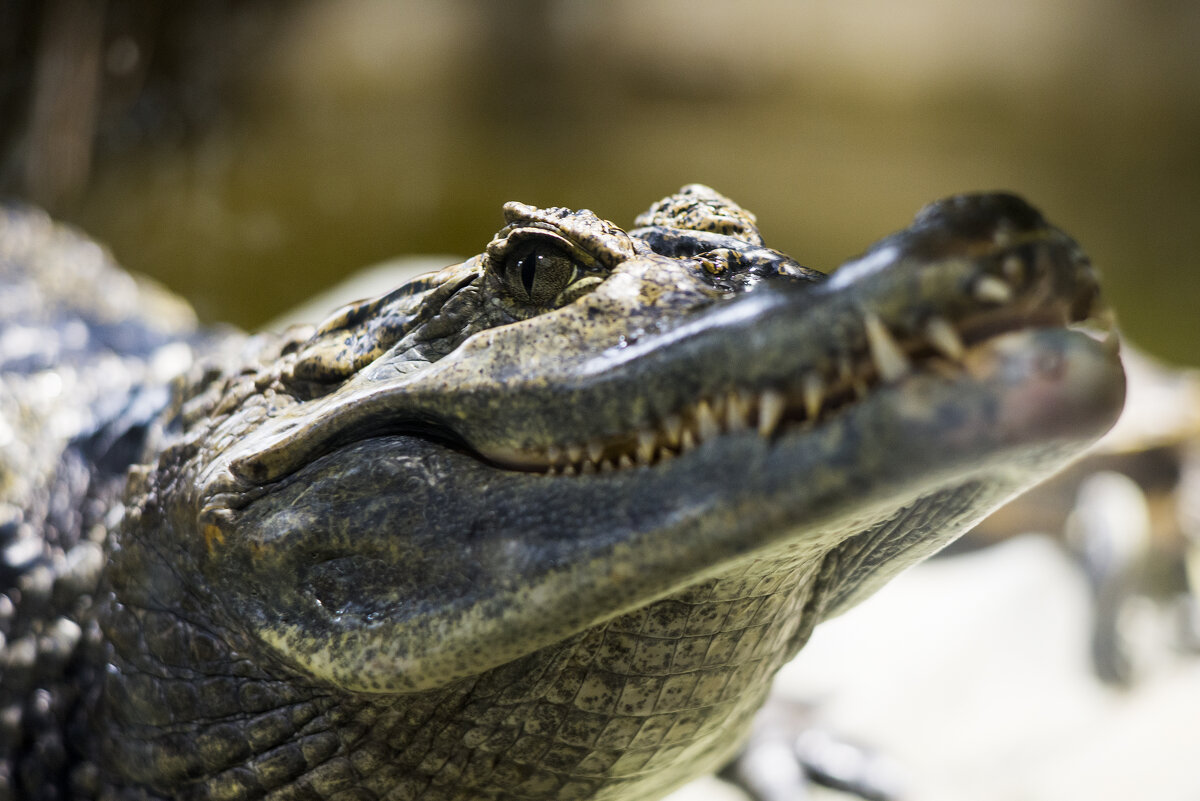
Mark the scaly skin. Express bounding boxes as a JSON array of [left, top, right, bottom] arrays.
[[0, 187, 1124, 800]]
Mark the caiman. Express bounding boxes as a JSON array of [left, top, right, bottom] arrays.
[[0, 186, 1125, 800]]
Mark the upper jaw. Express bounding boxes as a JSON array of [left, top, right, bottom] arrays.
[[407, 193, 1117, 472]]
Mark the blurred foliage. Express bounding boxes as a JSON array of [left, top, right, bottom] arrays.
[[3, 0, 1198, 364]]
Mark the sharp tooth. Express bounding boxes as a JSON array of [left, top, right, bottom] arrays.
[[711, 394, 728, 424], [662, 415, 683, 448], [863, 311, 910, 382], [680, 428, 698, 452], [566, 444, 584, 464], [581, 461, 597, 475], [547, 465, 560, 476], [545, 445, 563, 466], [657, 447, 675, 462], [587, 439, 605, 464], [925, 316, 965, 361], [974, 275, 1013, 304], [757, 389, 785, 437], [599, 459, 615, 473], [563, 464, 578, 477], [726, 390, 750, 431], [637, 430, 657, 464], [619, 454, 635, 470], [696, 400, 720, 441], [1002, 255, 1025, 284], [801, 373, 825, 420]]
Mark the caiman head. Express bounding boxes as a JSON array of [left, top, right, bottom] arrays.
[[101, 186, 1123, 799]]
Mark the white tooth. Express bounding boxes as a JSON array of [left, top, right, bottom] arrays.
[[925, 316, 965, 361], [974, 275, 1013, 304], [587, 439, 605, 464], [680, 428, 698, 452], [662, 415, 683, 448], [711, 394, 727, 424], [619, 454, 635, 470], [757, 389, 785, 437], [1002, 255, 1025, 284], [547, 465, 560, 476], [801, 373, 825, 420], [599, 459, 615, 473], [726, 390, 750, 431], [563, 464, 578, 477], [581, 461, 597, 475], [545, 445, 563, 466], [566, 444, 584, 464], [657, 447, 675, 462], [637, 430, 657, 464], [863, 311, 910, 382], [696, 400, 720, 441]]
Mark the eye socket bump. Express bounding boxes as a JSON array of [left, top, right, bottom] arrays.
[[502, 242, 580, 306]]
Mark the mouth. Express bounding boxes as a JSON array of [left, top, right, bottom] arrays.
[[484, 234, 1118, 476], [212, 193, 1120, 501]]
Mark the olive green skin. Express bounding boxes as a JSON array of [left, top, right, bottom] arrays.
[[0, 187, 1123, 800]]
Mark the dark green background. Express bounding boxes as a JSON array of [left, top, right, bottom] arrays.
[[11, 1, 1199, 365]]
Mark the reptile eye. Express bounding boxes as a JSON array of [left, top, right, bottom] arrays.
[[503, 242, 579, 306]]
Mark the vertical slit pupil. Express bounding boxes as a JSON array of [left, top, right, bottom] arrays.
[[519, 252, 539, 296]]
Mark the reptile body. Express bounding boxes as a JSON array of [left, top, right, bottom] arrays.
[[0, 187, 1124, 800]]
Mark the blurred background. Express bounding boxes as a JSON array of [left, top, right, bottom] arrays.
[[1, 0, 1197, 365], [4, 2, 1199, 799]]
